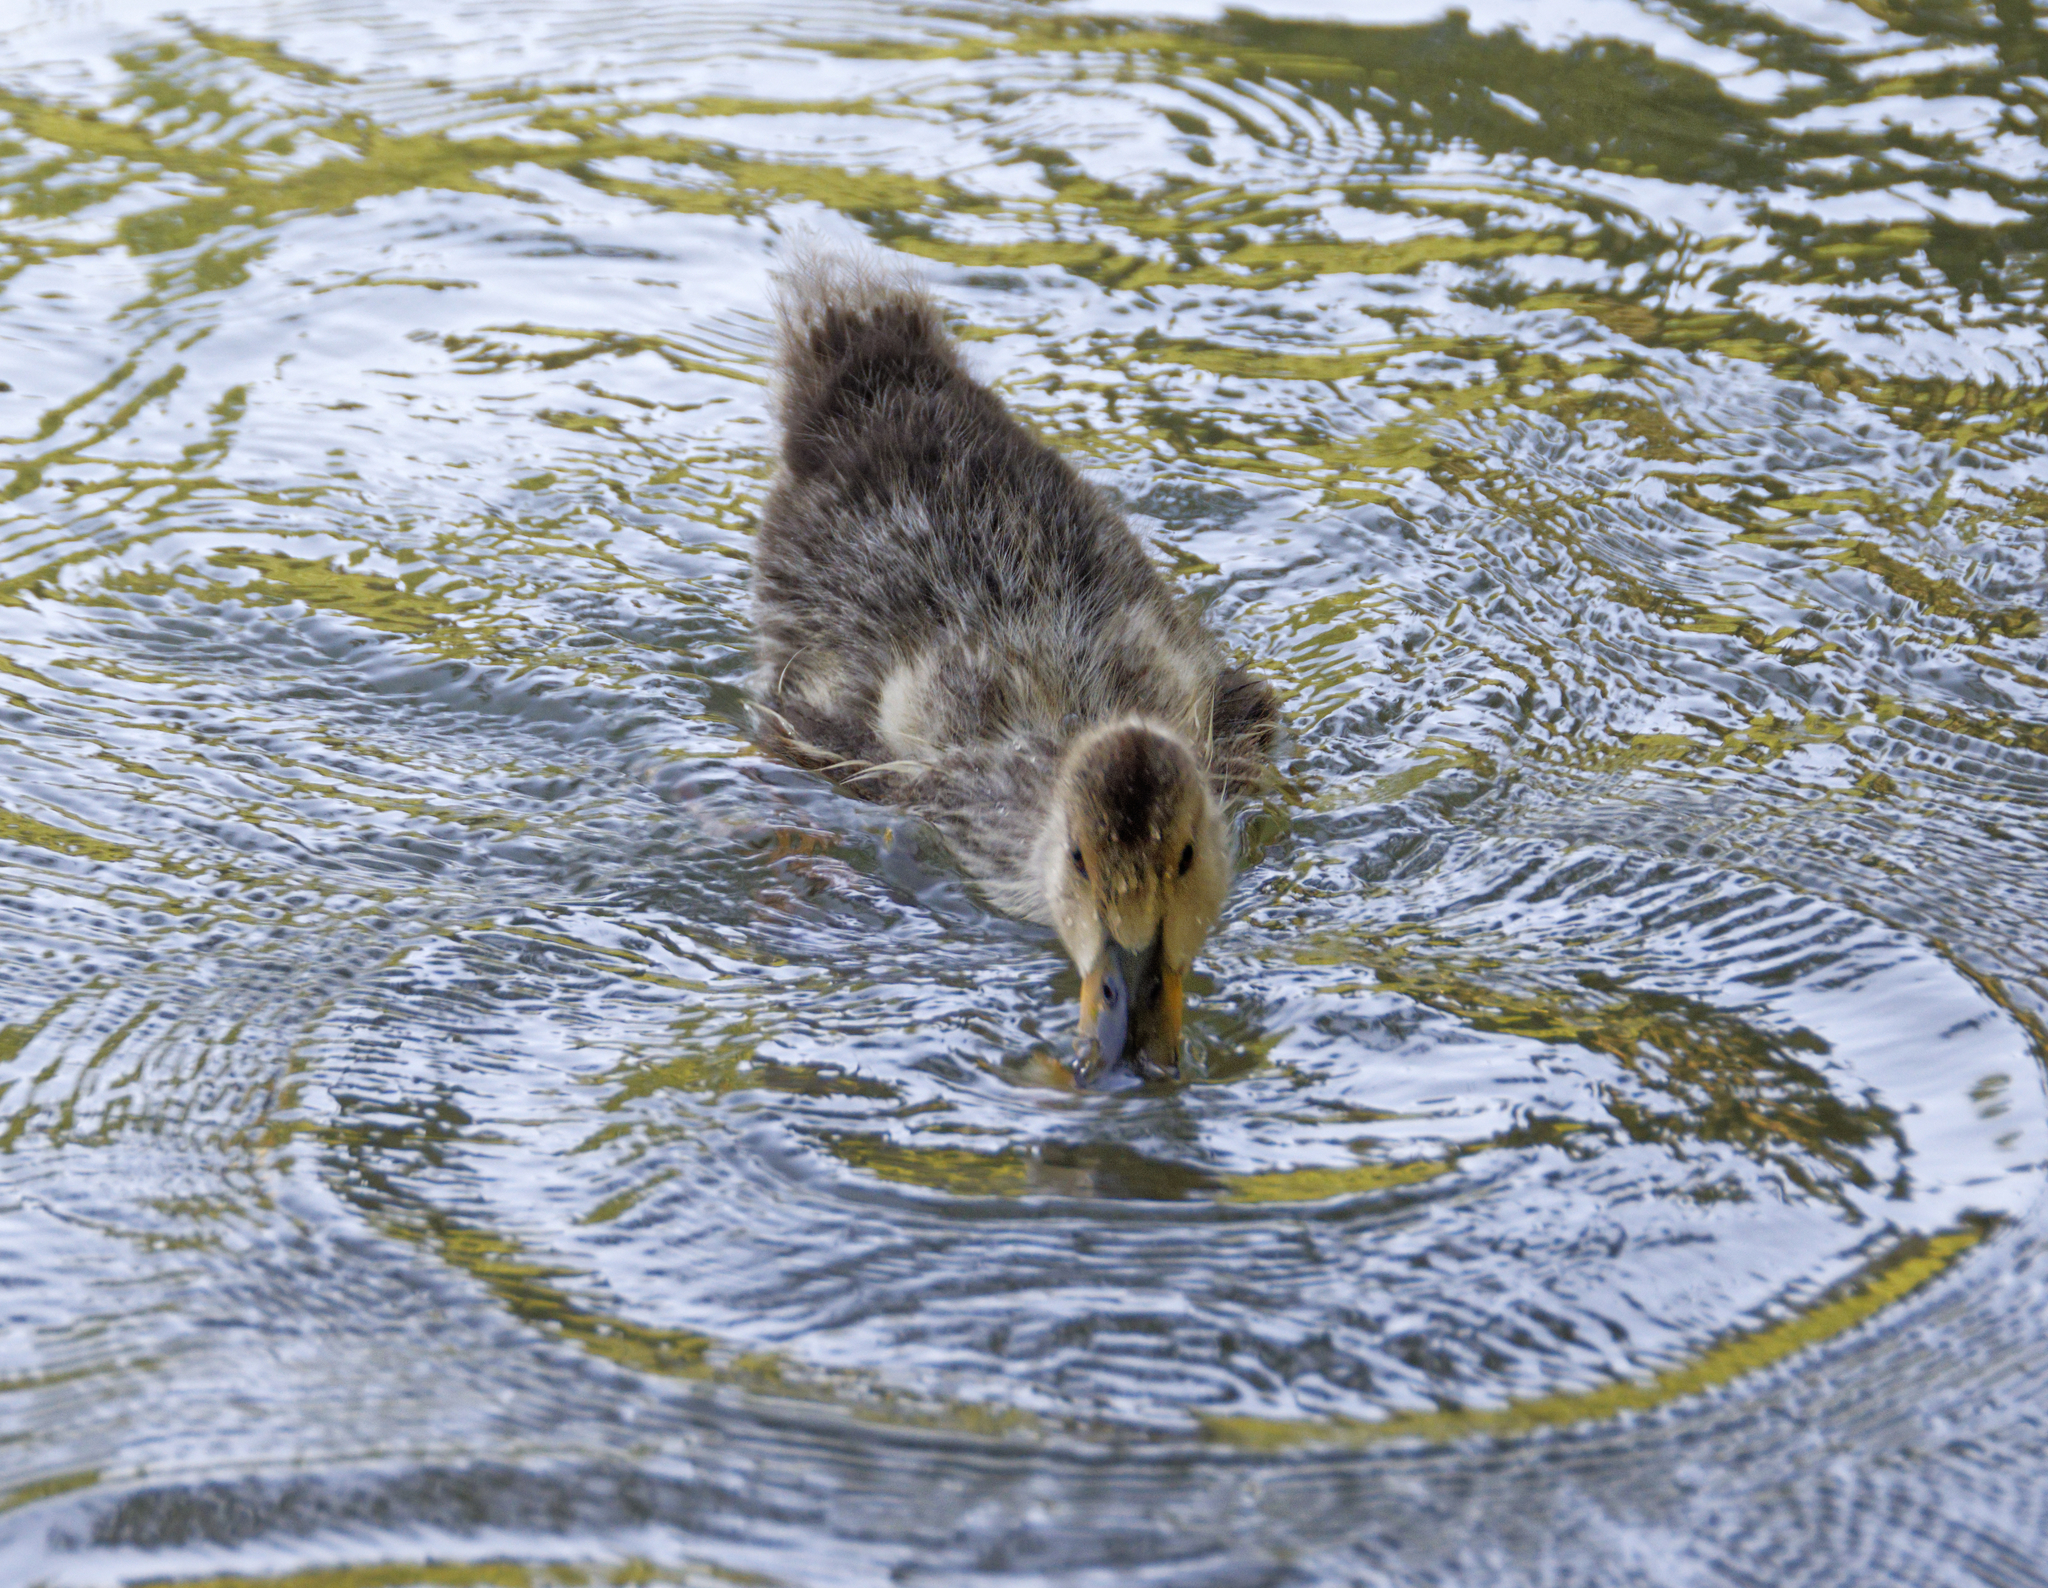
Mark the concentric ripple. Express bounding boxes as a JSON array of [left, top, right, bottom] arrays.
[[1, 1, 2045, 1585]]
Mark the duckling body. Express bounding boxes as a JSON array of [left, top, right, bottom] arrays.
[[752, 252, 1276, 1080]]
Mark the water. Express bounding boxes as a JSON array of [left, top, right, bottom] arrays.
[[1, 0, 2044, 1581]]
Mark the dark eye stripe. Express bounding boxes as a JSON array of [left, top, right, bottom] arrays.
[[1178, 842, 1194, 876]]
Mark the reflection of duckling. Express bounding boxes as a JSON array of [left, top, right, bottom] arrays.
[[752, 250, 1277, 1085]]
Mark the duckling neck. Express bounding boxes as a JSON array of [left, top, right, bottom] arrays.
[[889, 733, 1072, 927]]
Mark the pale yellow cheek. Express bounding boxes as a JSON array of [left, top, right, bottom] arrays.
[[1160, 888, 1211, 969]]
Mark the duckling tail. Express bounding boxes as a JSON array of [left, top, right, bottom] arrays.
[[770, 244, 965, 479]]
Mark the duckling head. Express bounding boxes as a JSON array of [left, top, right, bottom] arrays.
[[1037, 719, 1231, 1086]]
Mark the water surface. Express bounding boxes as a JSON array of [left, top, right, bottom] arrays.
[[1, 1, 2045, 1583]]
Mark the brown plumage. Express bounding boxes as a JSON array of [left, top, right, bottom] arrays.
[[750, 249, 1278, 1083]]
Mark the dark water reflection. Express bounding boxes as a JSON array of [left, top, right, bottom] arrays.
[[1, 1, 2045, 1583]]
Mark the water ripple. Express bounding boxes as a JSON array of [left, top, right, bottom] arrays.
[[1, 0, 2045, 1583]]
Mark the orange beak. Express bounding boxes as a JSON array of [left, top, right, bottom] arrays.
[[1074, 931, 1181, 1086]]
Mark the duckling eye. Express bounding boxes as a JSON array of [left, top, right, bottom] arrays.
[[1071, 847, 1087, 879], [1178, 842, 1194, 877]]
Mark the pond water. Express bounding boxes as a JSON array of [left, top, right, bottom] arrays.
[[1, 0, 2045, 1582]]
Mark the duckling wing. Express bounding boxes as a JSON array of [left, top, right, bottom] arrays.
[[1206, 665, 1281, 797]]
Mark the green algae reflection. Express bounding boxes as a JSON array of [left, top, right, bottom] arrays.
[[342, 1115, 1983, 1450], [1205, 1220, 1989, 1449]]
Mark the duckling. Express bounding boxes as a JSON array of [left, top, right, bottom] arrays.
[[751, 249, 1277, 1085]]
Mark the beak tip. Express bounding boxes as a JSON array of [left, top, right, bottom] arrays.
[[1071, 1047, 1140, 1092], [1069, 1034, 1181, 1090]]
